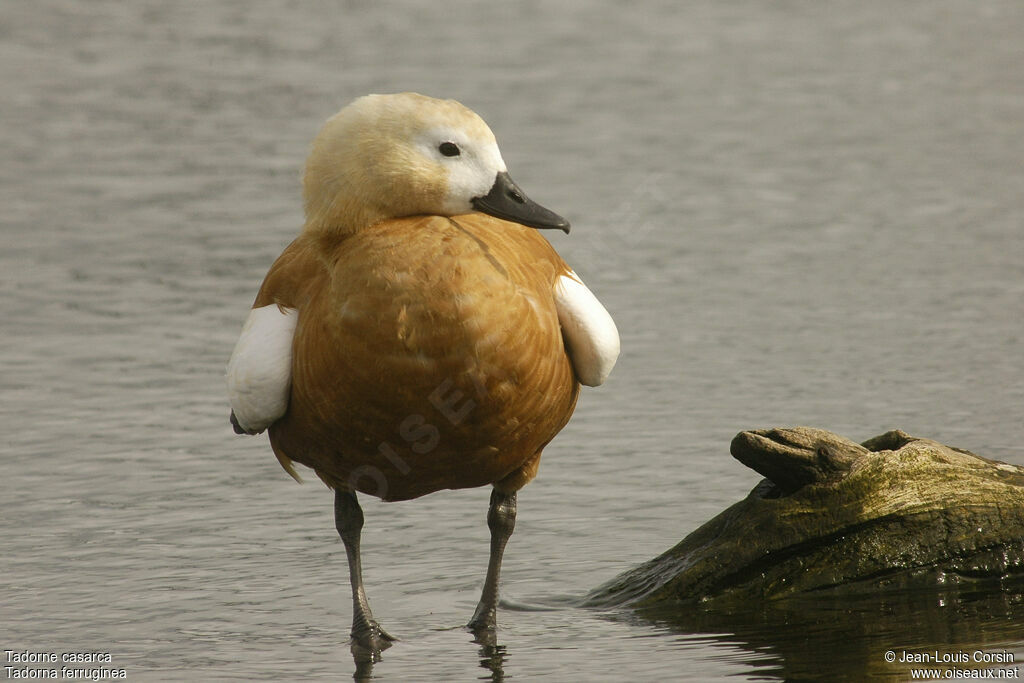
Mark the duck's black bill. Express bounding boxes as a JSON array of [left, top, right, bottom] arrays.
[[472, 171, 570, 233]]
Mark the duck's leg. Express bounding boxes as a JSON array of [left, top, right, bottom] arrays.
[[334, 489, 395, 652], [467, 488, 517, 632]]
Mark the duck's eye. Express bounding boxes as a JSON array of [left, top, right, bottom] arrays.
[[438, 141, 461, 157]]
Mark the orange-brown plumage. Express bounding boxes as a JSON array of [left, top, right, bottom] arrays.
[[226, 93, 618, 648], [257, 213, 579, 501]]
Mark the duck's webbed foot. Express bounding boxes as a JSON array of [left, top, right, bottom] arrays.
[[349, 619, 395, 664], [352, 613, 396, 651]]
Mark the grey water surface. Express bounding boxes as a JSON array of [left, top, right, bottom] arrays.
[[3, 1, 1024, 680]]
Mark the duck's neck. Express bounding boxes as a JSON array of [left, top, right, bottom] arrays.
[[302, 198, 386, 239]]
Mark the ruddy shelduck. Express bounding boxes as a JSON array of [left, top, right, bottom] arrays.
[[226, 92, 619, 654]]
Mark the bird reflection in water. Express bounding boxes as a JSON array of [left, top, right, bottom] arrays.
[[347, 629, 509, 681]]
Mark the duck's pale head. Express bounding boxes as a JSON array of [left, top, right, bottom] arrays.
[[303, 92, 569, 235]]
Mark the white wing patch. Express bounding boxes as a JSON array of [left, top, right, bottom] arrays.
[[226, 304, 298, 433], [554, 271, 620, 387]]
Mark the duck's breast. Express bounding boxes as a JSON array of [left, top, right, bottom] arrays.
[[274, 214, 579, 500]]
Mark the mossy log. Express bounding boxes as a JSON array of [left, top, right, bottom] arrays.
[[587, 427, 1024, 608]]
